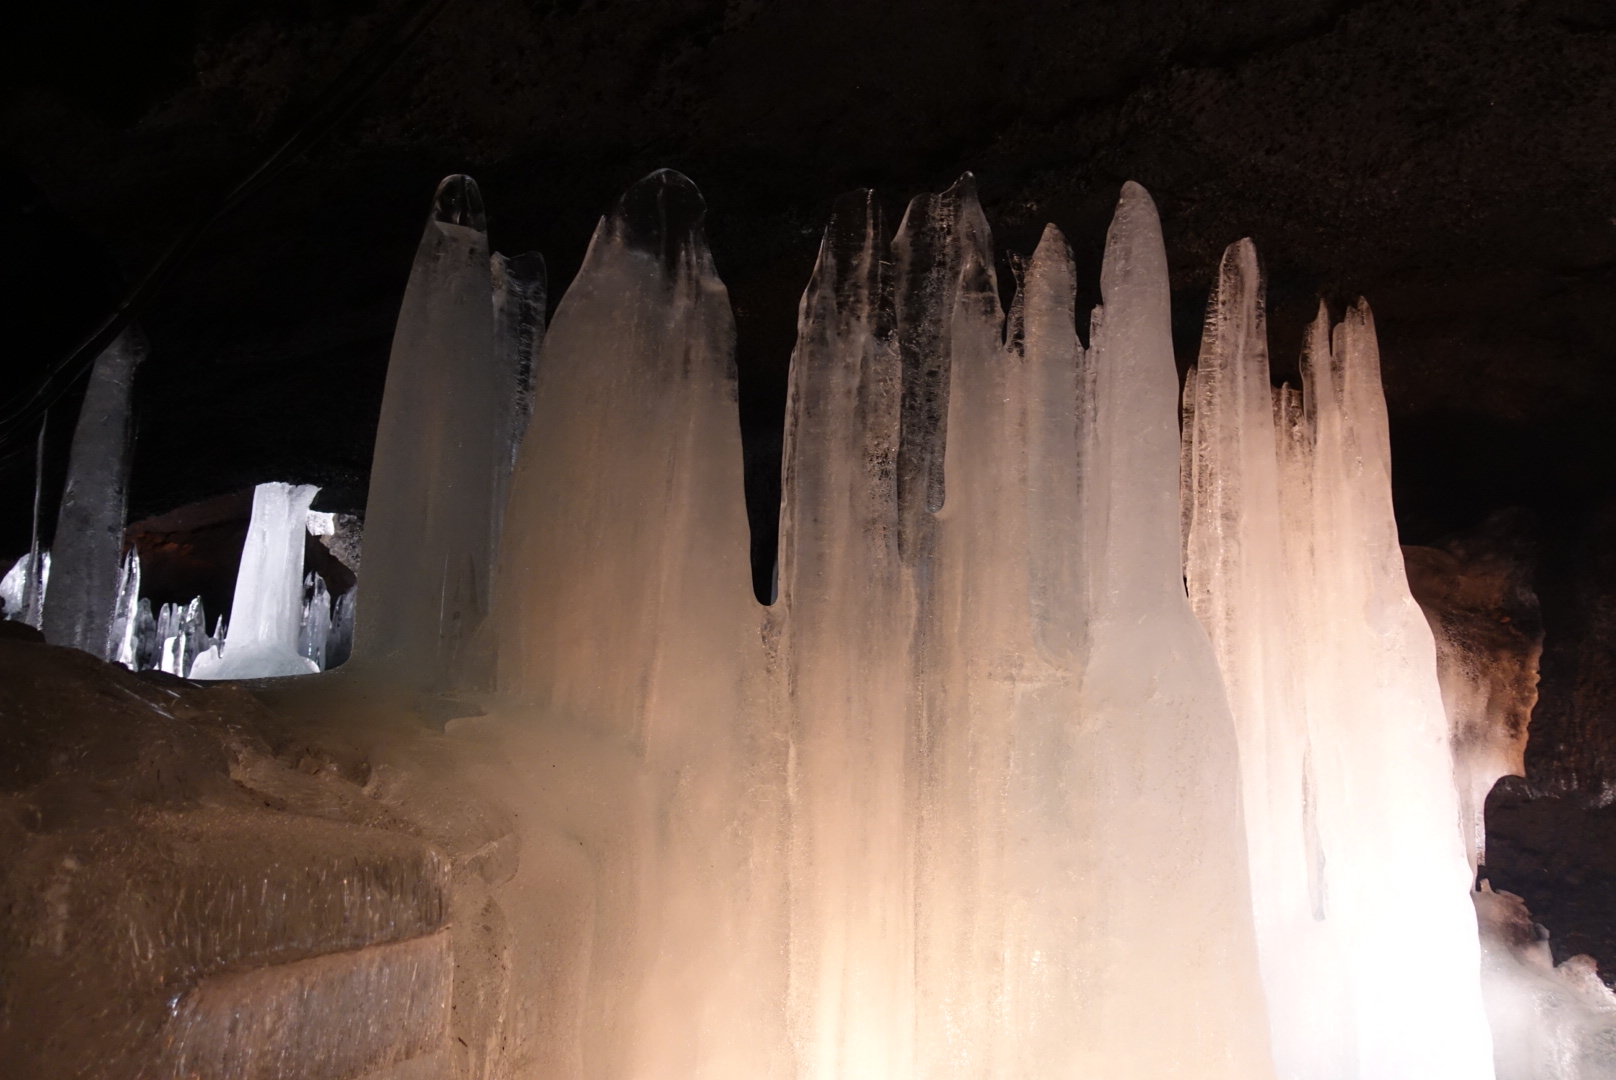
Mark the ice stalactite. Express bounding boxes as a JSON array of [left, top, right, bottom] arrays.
[[191, 482, 321, 680], [776, 189, 915, 1080], [356, 174, 502, 691], [1185, 244, 1494, 1078], [42, 328, 145, 658], [490, 169, 784, 1079], [491, 250, 546, 537]]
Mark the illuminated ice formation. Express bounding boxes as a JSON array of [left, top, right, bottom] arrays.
[[355, 174, 504, 690], [191, 482, 321, 680], [42, 328, 145, 657], [1183, 240, 1494, 1078], [491, 249, 546, 534], [483, 172, 1274, 1079], [1, 549, 48, 628]]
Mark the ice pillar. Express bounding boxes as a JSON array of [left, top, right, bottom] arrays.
[[492, 170, 782, 1079], [190, 482, 320, 679], [42, 327, 145, 657], [1186, 260, 1494, 1076], [1184, 242, 1353, 1077], [776, 190, 916, 1080], [1072, 182, 1275, 1077], [355, 174, 500, 690]]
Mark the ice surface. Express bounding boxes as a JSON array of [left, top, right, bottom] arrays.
[[191, 482, 321, 680], [355, 175, 503, 691], [1185, 256, 1494, 1077], [42, 328, 145, 657], [327, 588, 355, 669]]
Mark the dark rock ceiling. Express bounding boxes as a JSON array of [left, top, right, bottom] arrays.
[[3, 0, 1616, 785]]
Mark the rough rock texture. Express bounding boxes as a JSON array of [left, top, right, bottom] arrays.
[[0, 638, 516, 1079]]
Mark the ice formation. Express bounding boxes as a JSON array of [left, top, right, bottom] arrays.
[[1183, 240, 1494, 1078], [2, 549, 49, 628], [41, 328, 145, 657], [355, 174, 507, 691], [298, 571, 332, 670], [483, 172, 1274, 1079], [191, 482, 321, 679]]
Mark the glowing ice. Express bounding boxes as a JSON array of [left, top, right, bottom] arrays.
[[42, 328, 145, 656], [1184, 242, 1494, 1078], [190, 482, 320, 680], [491, 249, 546, 536]]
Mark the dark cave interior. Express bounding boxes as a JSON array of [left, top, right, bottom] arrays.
[[4, 0, 1616, 986]]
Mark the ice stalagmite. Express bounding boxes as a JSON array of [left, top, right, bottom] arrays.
[[191, 482, 320, 679], [491, 170, 783, 1079], [776, 190, 915, 1080], [356, 175, 500, 690], [1302, 301, 1493, 1079], [1187, 266, 1494, 1078], [1184, 241, 1352, 1077], [1074, 183, 1274, 1077], [43, 328, 145, 657]]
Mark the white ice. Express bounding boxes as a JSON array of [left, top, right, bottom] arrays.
[[190, 482, 320, 680]]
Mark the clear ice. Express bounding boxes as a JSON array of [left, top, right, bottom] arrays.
[[42, 328, 145, 658], [491, 249, 546, 537], [1183, 240, 1494, 1078], [190, 482, 321, 680]]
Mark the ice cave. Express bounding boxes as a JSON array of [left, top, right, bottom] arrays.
[[3, 3, 1615, 1079]]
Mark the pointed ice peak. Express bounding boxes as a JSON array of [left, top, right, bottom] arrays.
[[1298, 299, 1335, 427], [1100, 181, 1170, 313], [610, 169, 711, 273], [494, 250, 548, 293], [431, 174, 486, 232]]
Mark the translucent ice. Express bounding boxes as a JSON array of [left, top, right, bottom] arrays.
[[355, 175, 503, 691], [42, 328, 145, 657], [298, 572, 332, 671], [107, 549, 141, 667], [1185, 248, 1494, 1077], [2, 549, 49, 628], [191, 482, 321, 680]]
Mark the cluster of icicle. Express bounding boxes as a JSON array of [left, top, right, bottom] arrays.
[[1, 487, 354, 678], [411, 167, 1486, 1079]]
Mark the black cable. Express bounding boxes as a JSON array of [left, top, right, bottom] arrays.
[[0, 0, 459, 463]]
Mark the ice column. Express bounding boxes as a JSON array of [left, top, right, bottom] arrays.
[[776, 190, 916, 1080], [190, 482, 320, 679], [43, 328, 146, 657], [491, 250, 546, 537], [355, 175, 501, 690], [1054, 182, 1275, 1077], [492, 170, 782, 1079], [1186, 270, 1494, 1077], [1183, 242, 1352, 1077]]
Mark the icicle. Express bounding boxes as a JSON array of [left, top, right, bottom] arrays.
[[106, 549, 141, 667], [354, 175, 501, 691], [42, 328, 146, 657], [298, 572, 332, 671], [190, 482, 320, 680]]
